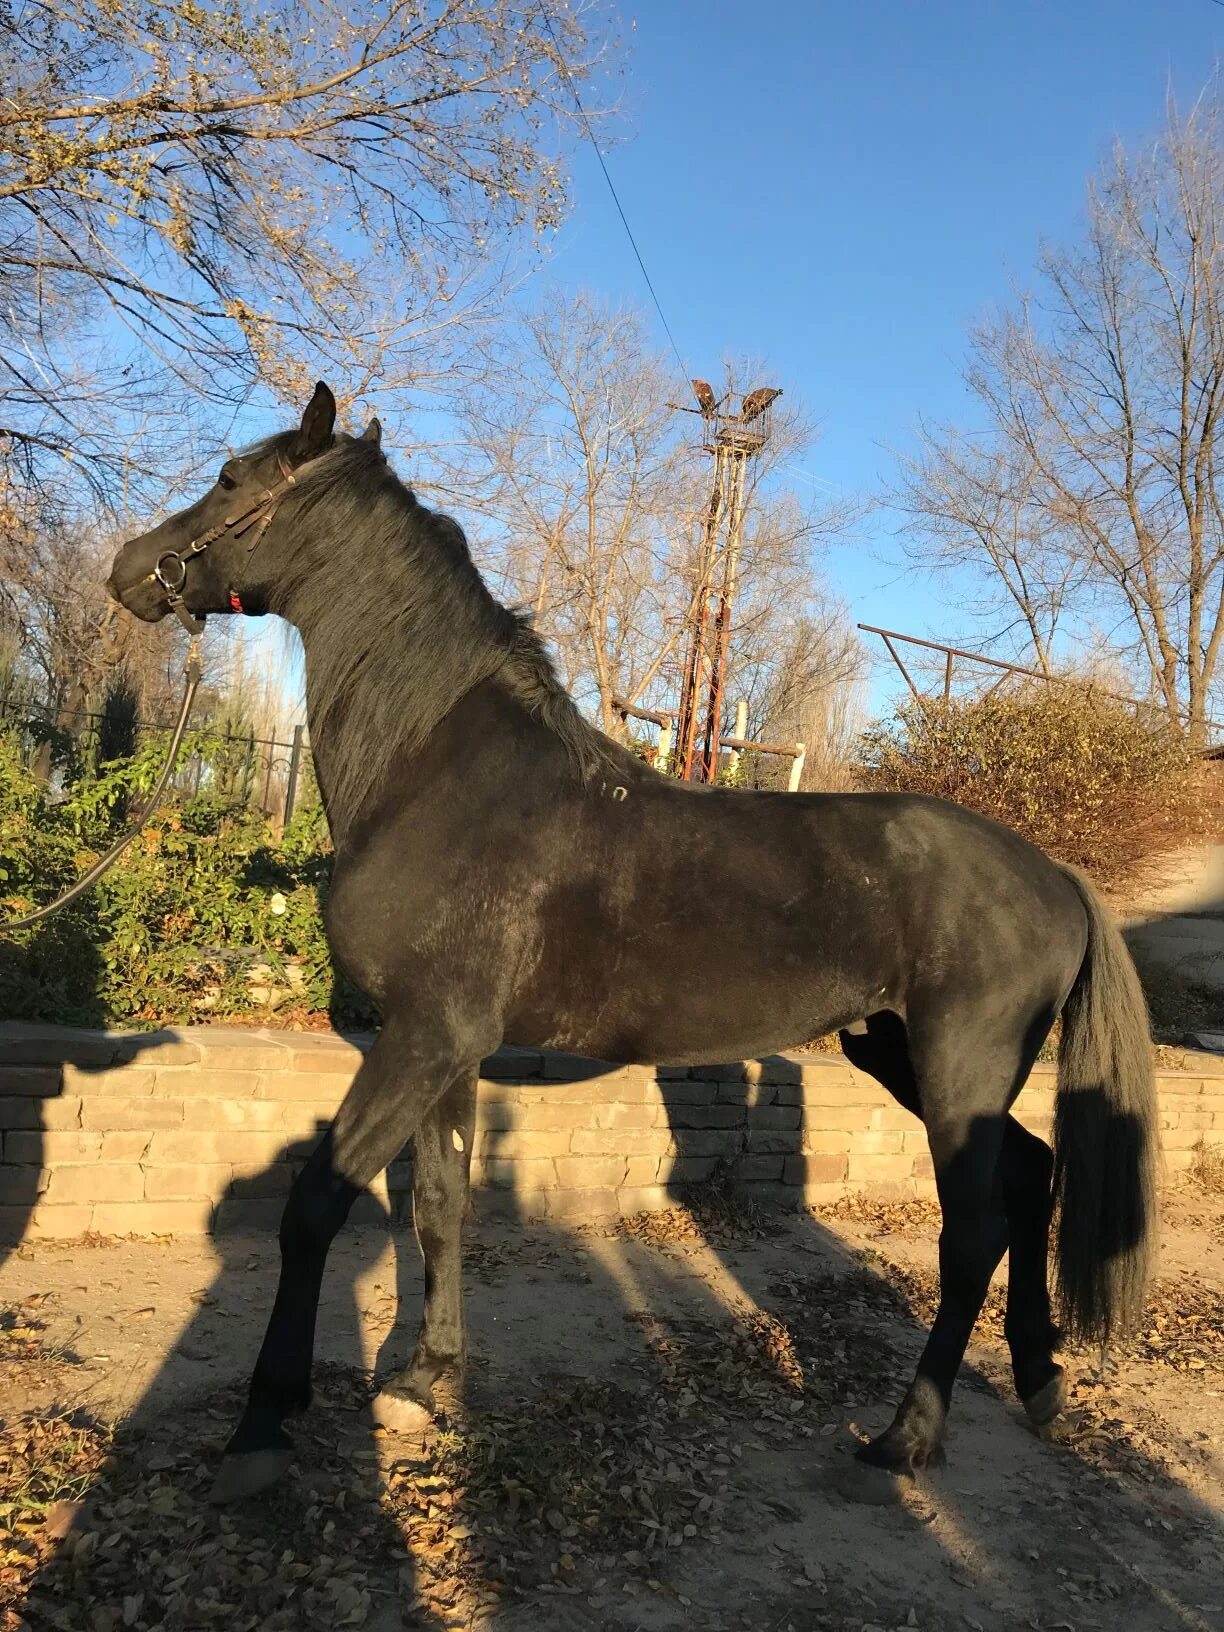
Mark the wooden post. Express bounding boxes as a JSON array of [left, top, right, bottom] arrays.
[[787, 742, 806, 793], [726, 699, 748, 779]]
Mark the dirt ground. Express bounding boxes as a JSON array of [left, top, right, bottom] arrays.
[[1, 1183, 1222, 1632]]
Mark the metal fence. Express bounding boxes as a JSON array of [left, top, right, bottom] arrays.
[[0, 696, 313, 825]]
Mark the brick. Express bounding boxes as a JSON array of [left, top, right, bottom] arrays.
[[757, 1056, 805, 1087], [0, 1097, 41, 1130], [256, 1071, 353, 1102], [0, 1166, 47, 1204], [44, 1164, 144, 1203], [737, 1181, 802, 1212], [744, 1128, 802, 1155], [93, 1199, 214, 1236], [0, 1066, 63, 1098], [749, 1104, 802, 1129], [475, 1156, 557, 1191], [783, 1154, 847, 1185], [39, 1098, 85, 1129], [285, 1047, 363, 1075], [1160, 1125, 1214, 1150], [655, 1065, 692, 1080], [589, 1102, 663, 1131], [543, 1077, 655, 1106], [624, 1155, 664, 1187], [870, 1106, 917, 1132], [731, 1154, 783, 1183], [476, 1130, 573, 1160], [670, 1129, 739, 1158], [0, 1024, 118, 1067], [111, 1033, 201, 1067], [79, 1097, 184, 1131], [663, 1155, 717, 1184], [553, 1156, 630, 1189], [664, 1104, 745, 1130], [911, 1153, 935, 1179], [214, 1198, 287, 1233], [802, 1129, 857, 1155], [5, 1130, 101, 1164], [182, 1097, 287, 1131], [539, 1053, 642, 1082], [474, 1099, 517, 1132], [472, 1187, 550, 1223], [25, 1204, 94, 1240], [657, 1080, 725, 1104], [803, 1107, 875, 1132], [715, 1081, 780, 1106], [855, 1131, 905, 1156], [860, 1178, 919, 1202], [100, 1132, 156, 1162], [568, 1128, 669, 1157], [63, 1066, 156, 1097], [847, 1153, 915, 1184], [189, 1028, 293, 1070], [154, 1067, 261, 1099], [226, 1163, 296, 1199], [772, 1082, 806, 1106], [144, 1163, 233, 1200]]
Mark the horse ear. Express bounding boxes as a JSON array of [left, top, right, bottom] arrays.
[[296, 381, 336, 456], [360, 417, 382, 446]]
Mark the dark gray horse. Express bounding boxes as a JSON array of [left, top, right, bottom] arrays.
[[107, 383, 1157, 1501]]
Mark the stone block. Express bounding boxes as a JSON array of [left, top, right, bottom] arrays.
[[664, 1103, 745, 1130], [0, 1097, 41, 1130], [44, 1164, 144, 1203], [669, 1129, 739, 1158], [846, 1152, 914, 1184], [662, 1155, 717, 1185], [803, 1106, 875, 1132], [23, 1204, 94, 1240], [0, 1024, 118, 1067], [144, 1163, 233, 1201], [152, 1068, 261, 1099], [5, 1130, 101, 1164], [94, 1199, 215, 1236], [79, 1097, 184, 1131], [552, 1155, 630, 1189], [617, 1184, 674, 1215], [64, 1066, 156, 1097], [0, 1165, 46, 1204], [477, 1130, 573, 1160], [0, 1066, 65, 1098], [731, 1154, 784, 1183], [783, 1153, 848, 1186], [743, 1129, 801, 1155], [624, 1155, 664, 1188], [542, 1186, 620, 1219], [568, 1127, 667, 1157]]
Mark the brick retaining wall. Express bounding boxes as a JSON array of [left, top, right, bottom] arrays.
[[0, 1023, 1220, 1241]]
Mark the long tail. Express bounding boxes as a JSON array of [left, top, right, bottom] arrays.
[[1052, 865, 1158, 1345]]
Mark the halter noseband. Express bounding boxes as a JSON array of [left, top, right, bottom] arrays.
[[149, 451, 298, 634]]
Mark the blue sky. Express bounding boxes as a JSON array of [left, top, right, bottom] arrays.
[[527, 0, 1224, 706]]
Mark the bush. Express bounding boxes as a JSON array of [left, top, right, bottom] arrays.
[[0, 732, 375, 1030], [858, 685, 1201, 885]]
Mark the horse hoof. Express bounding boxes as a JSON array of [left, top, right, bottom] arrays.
[[856, 1432, 945, 1474], [369, 1388, 434, 1434], [209, 1447, 293, 1504], [1023, 1369, 1067, 1429]]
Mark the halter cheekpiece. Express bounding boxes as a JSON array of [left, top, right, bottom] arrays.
[[150, 451, 298, 634]]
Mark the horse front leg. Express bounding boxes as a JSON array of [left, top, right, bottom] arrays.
[[211, 1016, 489, 1502], [372, 1071, 477, 1430]]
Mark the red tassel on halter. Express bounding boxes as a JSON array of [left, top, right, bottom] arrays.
[[228, 590, 244, 613]]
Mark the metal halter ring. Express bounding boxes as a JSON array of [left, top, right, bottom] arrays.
[[155, 552, 189, 595]]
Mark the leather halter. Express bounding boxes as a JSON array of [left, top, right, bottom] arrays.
[[148, 451, 298, 634]]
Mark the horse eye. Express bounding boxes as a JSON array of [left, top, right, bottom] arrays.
[[217, 468, 237, 491]]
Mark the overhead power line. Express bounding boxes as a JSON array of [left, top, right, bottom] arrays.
[[539, 7, 691, 383]]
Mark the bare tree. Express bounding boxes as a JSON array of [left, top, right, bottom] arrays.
[[437, 290, 700, 730], [0, 0, 614, 518], [894, 96, 1224, 746], [436, 294, 862, 749]]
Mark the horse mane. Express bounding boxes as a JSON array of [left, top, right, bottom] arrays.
[[254, 431, 608, 836]]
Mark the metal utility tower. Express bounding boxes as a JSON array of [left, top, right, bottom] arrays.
[[672, 378, 781, 782]]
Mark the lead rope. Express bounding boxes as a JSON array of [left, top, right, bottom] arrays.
[[0, 634, 205, 932]]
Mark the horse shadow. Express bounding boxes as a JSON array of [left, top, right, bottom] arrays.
[[18, 1130, 437, 1632]]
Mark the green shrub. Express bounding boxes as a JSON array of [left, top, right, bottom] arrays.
[[0, 732, 375, 1030], [858, 685, 1201, 885]]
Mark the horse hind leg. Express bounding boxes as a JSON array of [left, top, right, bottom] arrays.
[[857, 1015, 1024, 1473], [1002, 1116, 1065, 1425], [372, 1071, 477, 1431]]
